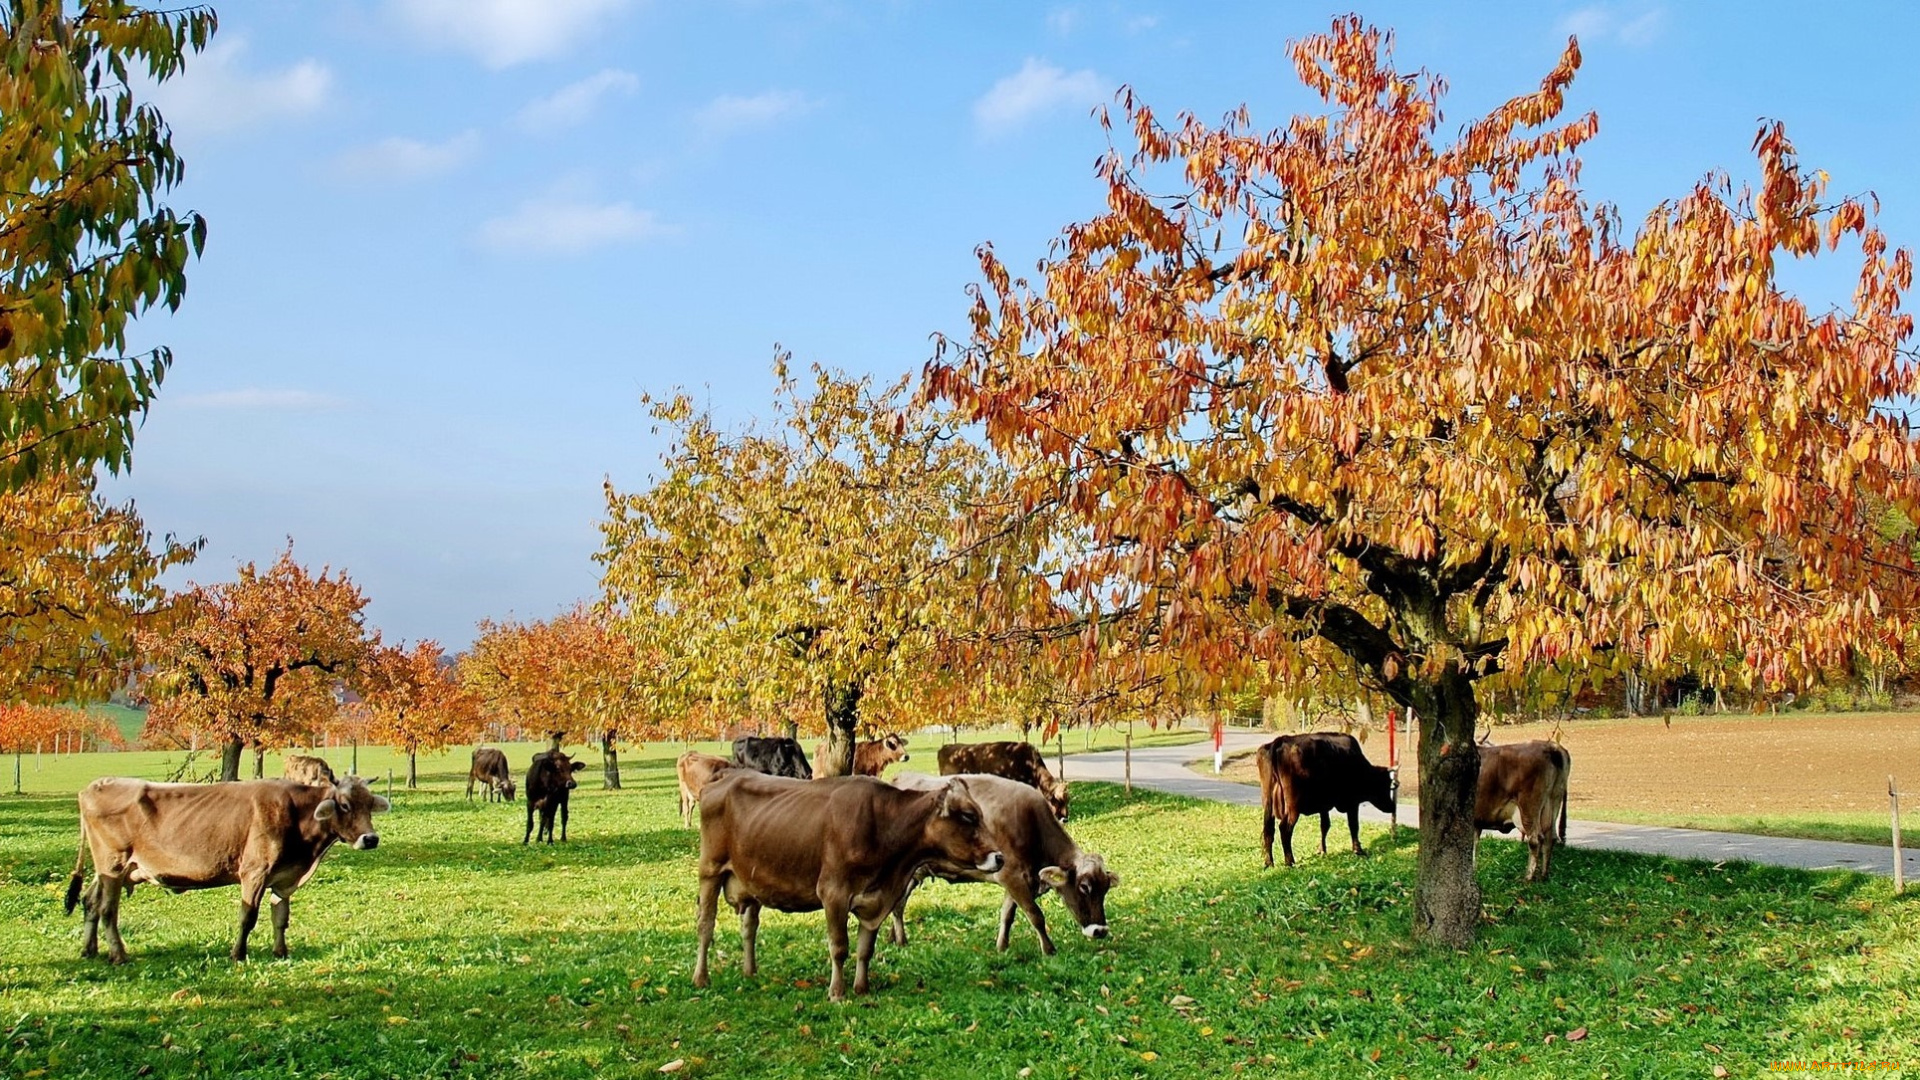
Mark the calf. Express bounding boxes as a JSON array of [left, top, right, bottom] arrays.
[[524, 749, 588, 843], [676, 751, 734, 828], [1475, 740, 1572, 882], [1258, 732, 1395, 868], [813, 733, 912, 778], [693, 772, 1003, 1002], [936, 741, 1069, 820], [732, 735, 813, 779], [889, 772, 1116, 953], [65, 776, 388, 963], [468, 746, 516, 802], [283, 754, 336, 787]]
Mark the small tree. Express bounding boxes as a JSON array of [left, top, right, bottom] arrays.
[[360, 640, 479, 789], [141, 547, 372, 781]]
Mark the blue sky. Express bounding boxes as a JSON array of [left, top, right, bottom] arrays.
[[103, 1, 1920, 650]]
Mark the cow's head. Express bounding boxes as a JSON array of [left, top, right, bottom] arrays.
[[1039, 852, 1118, 939], [315, 777, 390, 850], [924, 778, 1004, 874], [1045, 779, 1071, 822], [500, 776, 518, 801], [547, 752, 587, 790], [1368, 764, 1396, 815], [883, 733, 910, 764]]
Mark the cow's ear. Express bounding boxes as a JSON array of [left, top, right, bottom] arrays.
[[313, 799, 339, 821], [1107, 870, 1121, 887], [369, 794, 392, 813], [1038, 866, 1069, 888], [570, 761, 588, 773]]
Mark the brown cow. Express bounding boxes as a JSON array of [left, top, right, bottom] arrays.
[[1475, 740, 1572, 882], [65, 775, 388, 963], [814, 734, 913, 778], [889, 772, 1116, 953], [676, 751, 733, 828], [468, 747, 516, 802], [282, 754, 336, 787], [936, 741, 1069, 820], [525, 748, 588, 843], [1258, 732, 1395, 868], [693, 771, 1003, 1002]]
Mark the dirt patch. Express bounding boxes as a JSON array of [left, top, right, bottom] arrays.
[[1208, 712, 1920, 820]]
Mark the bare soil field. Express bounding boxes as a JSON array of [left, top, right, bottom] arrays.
[[1208, 711, 1920, 845]]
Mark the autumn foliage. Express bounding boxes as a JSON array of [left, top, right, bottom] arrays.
[[140, 548, 372, 781], [929, 18, 1916, 943], [359, 639, 480, 789]]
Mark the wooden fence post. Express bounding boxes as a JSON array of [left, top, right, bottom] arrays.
[[1892, 776, 1905, 896]]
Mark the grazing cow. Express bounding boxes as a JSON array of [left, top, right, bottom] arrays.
[[676, 751, 734, 828], [936, 741, 1069, 820], [282, 754, 336, 787], [1258, 732, 1395, 868], [731, 736, 813, 780], [1475, 740, 1572, 882], [467, 747, 516, 802], [693, 772, 1003, 1002], [813, 733, 912, 778], [65, 775, 388, 963], [524, 749, 588, 844], [889, 772, 1117, 953]]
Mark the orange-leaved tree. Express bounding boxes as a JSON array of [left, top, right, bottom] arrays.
[[598, 361, 1030, 776], [459, 606, 662, 788], [141, 547, 373, 782], [928, 18, 1917, 945], [359, 639, 480, 789], [0, 703, 124, 793], [0, 464, 197, 704]]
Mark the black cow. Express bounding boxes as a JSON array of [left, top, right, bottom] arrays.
[[1257, 732, 1395, 868], [732, 736, 813, 780], [524, 748, 588, 844]]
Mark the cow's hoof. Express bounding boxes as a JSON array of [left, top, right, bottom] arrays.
[[692, 972, 709, 989], [273, 946, 289, 959], [1355, 849, 1370, 859], [107, 950, 128, 965], [1040, 943, 1058, 957]]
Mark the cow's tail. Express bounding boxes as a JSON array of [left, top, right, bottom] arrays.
[[65, 818, 88, 916], [1256, 745, 1280, 857], [1553, 744, 1572, 841]]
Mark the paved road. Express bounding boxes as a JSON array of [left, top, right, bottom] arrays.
[[1058, 732, 1920, 879]]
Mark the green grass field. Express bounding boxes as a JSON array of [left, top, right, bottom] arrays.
[[2, 745, 1915, 1078]]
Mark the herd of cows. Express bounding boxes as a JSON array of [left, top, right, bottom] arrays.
[[57, 729, 1574, 1003]]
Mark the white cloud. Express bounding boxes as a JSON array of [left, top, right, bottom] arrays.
[[389, 0, 639, 68], [973, 58, 1107, 137], [173, 389, 347, 411], [477, 198, 663, 255], [1047, 8, 1080, 34], [333, 131, 481, 182], [144, 36, 330, 136], [693, 90, 819, 140], [515, 69, 640, 131], [1557, 5, 1666, 47]]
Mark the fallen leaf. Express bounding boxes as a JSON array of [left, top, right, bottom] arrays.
[[659, 1061, 684, 1074], [1565, 1027, 1588, 1042], [1169, 995, 1195, 1007], [1713, 1067, 1728, 1078], [1140, 1051, 1158, 1062]]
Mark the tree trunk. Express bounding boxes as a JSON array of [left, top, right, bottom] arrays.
[[407, 749, 418, 789], [13, 749, 20, 795], [220, 735, 243, 782], [603, 728, 622, 789], [820, 681, 862, 777], [1411, 671, 1483, 948], [1623, 670, 1647, 716], [253, 745, 265, 779], [784, 719, 800, 740], [351, 739, 359, 776]]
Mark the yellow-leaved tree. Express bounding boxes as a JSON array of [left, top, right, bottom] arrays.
[[928, 18, 1917, 944], [598, 361, 1030, 775]]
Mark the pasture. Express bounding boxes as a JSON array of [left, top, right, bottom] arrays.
[[1210, 711, 1920, 847], [2, 746, 1916, 1078]]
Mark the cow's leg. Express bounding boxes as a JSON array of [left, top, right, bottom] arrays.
[[852, 922, 879, 996], [1348, 808, 1366, 858], [823, 899, 852, 1003], [1319, 811, 1332, 855], [232, 875, 270, 962], [680, 786, 693, 830], [1261, 798, 1277, 868], [270, 890, 293, 958], [1000, 881, 1055, 955], [693, 872, 721, 989], [98, 875, 130, 965], [1279, 812, 1298, 868], [523, 799, 535, 844], [739, 900, 760, 977], [890, 876, 919, 947], [79, 877, 102, 959], [559, 797, 569, 842]]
